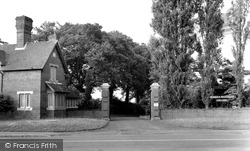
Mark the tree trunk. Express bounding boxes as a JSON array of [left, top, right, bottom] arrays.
[[125, 87, 130, 104], [136, 93, 140, 104], [109, 86, 114, 102], [85, 85, 93, 101]]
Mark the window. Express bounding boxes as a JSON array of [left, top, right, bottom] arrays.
[[47, 93, 66, 110], [50, 64, 58, 82], [48, 93, 54, 107], [17, 91, 33, 111], [66, 99, 79, 108]]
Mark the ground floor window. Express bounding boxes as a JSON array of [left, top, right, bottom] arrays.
[[66, 99, 79, 108], [17, 91, 33, 111], [47, 93, 66, 110]]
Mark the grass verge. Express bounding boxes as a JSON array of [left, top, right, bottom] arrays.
[[0, 118, 109, 132], [162, 118, 250, 130]]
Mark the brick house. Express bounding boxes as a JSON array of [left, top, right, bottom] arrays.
[[0, 15, 73, 119]]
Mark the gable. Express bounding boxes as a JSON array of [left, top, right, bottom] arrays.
[[0, 41, 68, 73]]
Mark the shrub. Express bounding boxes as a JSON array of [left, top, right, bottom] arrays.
[[0, 93, 14, 112], [78, 98, 101, 110]]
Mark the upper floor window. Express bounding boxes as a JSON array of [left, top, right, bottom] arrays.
[[50, 64, 58, 82]]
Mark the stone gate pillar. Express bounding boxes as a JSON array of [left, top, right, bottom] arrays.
[[151, 82, 160, 120], [101, 83, 110, 120]]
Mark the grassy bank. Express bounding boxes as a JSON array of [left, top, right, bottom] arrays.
[[162, 118, 250, 130], [0, 118, 109, 132]]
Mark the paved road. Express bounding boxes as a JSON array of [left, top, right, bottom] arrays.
[[2, 116, 250, 151]]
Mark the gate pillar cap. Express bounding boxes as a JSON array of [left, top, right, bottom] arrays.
[[151, 83, 160, 88], [101, 83, 110, 88]]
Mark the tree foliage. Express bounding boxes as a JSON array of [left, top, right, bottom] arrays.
[[32, 22, 104, 100], [33, 22, 151, 103], [196, 0, 224, 108], [86, 31, 151, 103], [227, 0, 250, 107], [0, 93, 14, 112], [151, 0, 200, 108]]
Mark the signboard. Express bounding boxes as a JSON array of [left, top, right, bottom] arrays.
[[210, 95, 235, 99], [154, 103, 159, 107], [216, 99, 229, 102]]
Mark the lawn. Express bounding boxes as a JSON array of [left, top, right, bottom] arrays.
[[162, 118, 250, 130], [0, 118, 109, 132]]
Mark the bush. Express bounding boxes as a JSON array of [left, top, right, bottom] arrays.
[[77, 98, 101, 110], [0, 93, 14, 112]]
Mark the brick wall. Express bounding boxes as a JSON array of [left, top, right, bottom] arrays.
[[3, 70, 41, 119], [41, 47, 67, 118], [66, 109, 102, 119], [160, 108, 250, 120]]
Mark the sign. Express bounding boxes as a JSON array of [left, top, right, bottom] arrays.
[[210, 95, 235, 99], [216, 99, 229, 102], [154, 103, 159, 107]]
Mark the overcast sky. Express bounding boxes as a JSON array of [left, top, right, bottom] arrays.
[[1, 0, 249, 70], [0, 0, 154, 44], [0, 0, 233, 45]]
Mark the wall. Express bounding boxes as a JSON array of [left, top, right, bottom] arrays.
[[3, 70, 41, 119], [0, 112, 14, 120], [41, 47, 67, 118], [160, 108, 250, 120], [66, 109, 102, 119]]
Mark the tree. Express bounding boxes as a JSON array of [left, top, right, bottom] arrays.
[[227, 0, 250, 107], [197, 0, 224, 108], [32, 22, 105, 100], [86, 31, 151, 103], [131, 44, 151, 103], [32, 21, 60, 41], [151, 0, 200, 108], [0, 38, 8, 44]]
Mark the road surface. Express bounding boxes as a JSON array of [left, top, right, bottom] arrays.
[[2, 116, 250, 151]]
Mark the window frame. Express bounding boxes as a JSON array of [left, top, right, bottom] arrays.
[[17, 91, 33, 111], [49, 64, 58, 82]]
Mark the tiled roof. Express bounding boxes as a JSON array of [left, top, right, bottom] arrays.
[[66, 90, 80, 99], [0, 41, 67, 72], [46, 82, 70, 93]]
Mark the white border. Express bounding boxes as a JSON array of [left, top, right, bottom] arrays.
[[17, 91, 33, 94]]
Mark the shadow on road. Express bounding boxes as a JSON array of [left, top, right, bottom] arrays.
[[110, 114, 149, 121]]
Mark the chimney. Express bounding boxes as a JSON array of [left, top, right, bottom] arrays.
[[15, 16, 33, 48]]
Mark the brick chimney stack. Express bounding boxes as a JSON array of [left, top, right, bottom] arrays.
[[15, 16, 33, 48]]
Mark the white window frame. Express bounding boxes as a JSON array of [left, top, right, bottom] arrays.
[[17, 91, 33, 111]]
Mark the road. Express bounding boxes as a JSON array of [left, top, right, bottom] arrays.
[[2, 116, 250, 151]]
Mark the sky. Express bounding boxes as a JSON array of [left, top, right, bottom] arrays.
[[0, 0, 154, 45], [0, 1, 249, 72], [0, 1, 233, 44]]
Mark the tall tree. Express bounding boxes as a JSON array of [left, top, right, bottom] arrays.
[[131, 44, 151, 103], [197, 0, 224, 108], [86, 31, 148, 103], [151, 0, 200, 108], [32, 22, 104, 100], [227, 0, 250, 107]]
